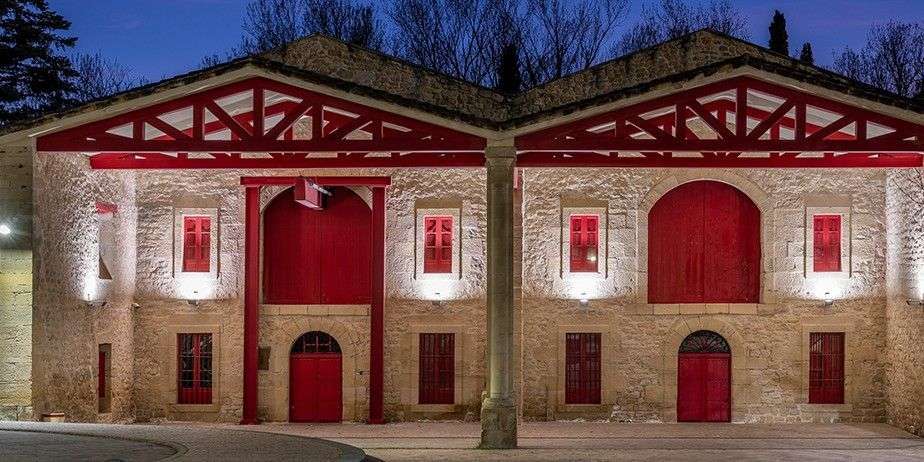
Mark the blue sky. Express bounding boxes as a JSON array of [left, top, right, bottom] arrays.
[[49, 0, 924, 83]]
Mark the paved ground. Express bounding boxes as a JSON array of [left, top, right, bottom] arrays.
[[0, 421, 366, 461], [230, 421, 924, 461]]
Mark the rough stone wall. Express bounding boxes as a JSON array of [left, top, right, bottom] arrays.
[[885, 169, 924, 436], [0, 144, 33, 420], [520, 168, 888, 423], [32, 153, 136, 422]]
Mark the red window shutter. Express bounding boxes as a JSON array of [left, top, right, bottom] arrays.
[[565, 333, 602, 404], [182, 216, 211, 272], [569, 215, 599, 273], [813, 215, 842, 272], [178, 333, 213, 405], [419, 333, 454, 404], [809, 332, 845, 404], [424, 216, 453, 274]]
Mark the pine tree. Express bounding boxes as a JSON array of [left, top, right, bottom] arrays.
[[0, 0, 78, 126], [496, 42, 521, 94], [799, 42, 814, 65], [768, 10, 788, 55]]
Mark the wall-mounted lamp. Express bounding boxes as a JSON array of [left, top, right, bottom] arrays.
[[906, 299, 924, 308], [85, 300, 107, 308], [822, 292, 835, 307], [578, 293, 589, 308], [0, 224, 10, 236], [187, 290, 202, 307], [432, 293, 444, 307]]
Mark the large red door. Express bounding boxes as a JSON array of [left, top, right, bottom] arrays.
[[290, 354, 342, 422], [677, 353, 731, 422]]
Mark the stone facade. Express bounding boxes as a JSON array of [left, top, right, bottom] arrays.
[[885, 169, 924, 436]]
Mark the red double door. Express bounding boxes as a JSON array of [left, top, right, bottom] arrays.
[[290, 353, 342, 422], [677, 353, 731, 422]]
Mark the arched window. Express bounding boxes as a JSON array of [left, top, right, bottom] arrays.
[[291, 331, 341, 354], [263, 187, 372, 304], [648, 180, 761, 303], [679, 330, 731, 354]]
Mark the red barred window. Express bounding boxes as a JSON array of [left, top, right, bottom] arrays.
[[565, 333, 601, 404], [809, 332, 845, 404], [570, 215, 598, 272], [813, 215, 841, 272], [419, 333, 454, 404], [182, 216, 211, 272], [178, 333, 213, 405], [424, 216, 452, 274]]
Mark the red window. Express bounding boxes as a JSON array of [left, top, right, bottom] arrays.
[[419, 333, 454, 404], [570, 215, 599, 272], [98, 348, 107, 399], [565, 333, 601, 404], [178, 333, 213, 405], [424, 216, 453, 274], [182, 216, 210, 272], [813, 215, 842, 272], [809, 332, 845, 404]]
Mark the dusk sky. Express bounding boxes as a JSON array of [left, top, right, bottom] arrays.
[[48, 0, 924, 83]]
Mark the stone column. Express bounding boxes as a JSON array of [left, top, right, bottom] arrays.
[[480, 142, 517, 449]]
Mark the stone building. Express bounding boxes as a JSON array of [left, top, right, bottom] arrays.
[[0, 30, 922, 446]]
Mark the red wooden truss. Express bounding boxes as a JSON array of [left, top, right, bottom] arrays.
[[517, 76, 924, 167], [37, 77, 486, 169]]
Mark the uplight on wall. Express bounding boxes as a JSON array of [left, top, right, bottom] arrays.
[[0, 224, 11, 236], [822, 292, 835, 307], [906, 299, 924, 308]]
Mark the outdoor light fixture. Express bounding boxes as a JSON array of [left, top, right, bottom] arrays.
[[822, 292, 835, 307], [187, 291, 202, 307], [85, 300, 107, 308], [0, 224, 10, 236], [906, 299, 924, 308], [432, 292, 443, 307], [578, 293, 590, 308]]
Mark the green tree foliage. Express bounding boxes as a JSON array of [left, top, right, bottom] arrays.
[[0, 0, 78, 126], [768, 10, 788, 55]]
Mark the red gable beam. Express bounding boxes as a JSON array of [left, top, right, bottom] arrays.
[[37, 77, 486, 169], [516, 76, 924, 168]]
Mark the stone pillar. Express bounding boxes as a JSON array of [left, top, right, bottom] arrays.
[[480, 142, 517, 449], [369, 186, 386, 424]]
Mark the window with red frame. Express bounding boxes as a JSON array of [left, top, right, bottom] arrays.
[[424, 216, 453, 273], [178, 333, 212, 405], [809, 332, 844, 404], [565, 333, 601, 404], [182, 216, 211, 272], [419, 333, 454, 404], [813, 215, 842, 272], [570, 215, 599, 272]]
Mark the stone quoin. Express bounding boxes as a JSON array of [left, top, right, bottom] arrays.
[[0, 30, 922, 449]]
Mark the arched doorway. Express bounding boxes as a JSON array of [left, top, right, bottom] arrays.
[[677, 330, 731, 422], [290, 331, 342, 422], [648, 180, 761, 303]]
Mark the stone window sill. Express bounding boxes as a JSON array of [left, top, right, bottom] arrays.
[[628, 303, 765, 315]]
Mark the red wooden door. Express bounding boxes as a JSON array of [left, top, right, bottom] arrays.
[[290, 354, 342, 422], [649, 181, 760, 303], [677, 353, 731, 422]]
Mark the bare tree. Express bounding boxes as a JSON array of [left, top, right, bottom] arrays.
[[391, 0, 627, 88], [240, 0, 384, 54], [70, 52, 144, 101], [519, 0, 628, 87], [615, 0, 749, 56], [833, 21, 924, 98], [390, 0, 509, 87]]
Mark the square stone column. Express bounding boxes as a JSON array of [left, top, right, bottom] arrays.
[[480, 142, 517, 449]]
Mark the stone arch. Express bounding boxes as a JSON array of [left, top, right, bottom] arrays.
[[260, 184, 372, 212], [637, 170, 775, 304], [265, 317, 368, 422], [660, 317, 750, 422]]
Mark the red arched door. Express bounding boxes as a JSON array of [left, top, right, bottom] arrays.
[[677, 330, 731, 422], [648, 180, 761, 303], [290, 332, 342, 423]]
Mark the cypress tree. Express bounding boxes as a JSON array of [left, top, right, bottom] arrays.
[[799, 42, 814, 65], [768, 10, 789, 55], [0, 0, 78, 126], [496, 42, 521, 94]]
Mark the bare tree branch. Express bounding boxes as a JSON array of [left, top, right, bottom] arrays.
[[833, 21, 924, 98], [615, 0, 749, 56], [70, 52, 144, 101]]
